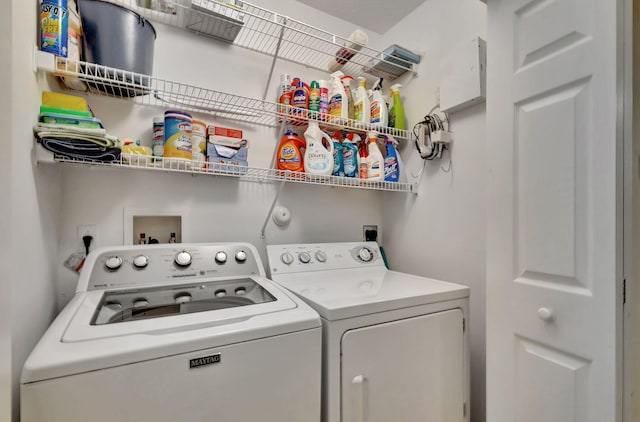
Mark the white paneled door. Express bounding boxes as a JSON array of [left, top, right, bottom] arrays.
[[486, 0, 625, 421]]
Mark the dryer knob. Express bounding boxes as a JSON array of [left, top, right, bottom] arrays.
[[174, 293, 192, 304], [281, 252, 294, 265], [315, 251, 327, 262], [299, 252, 311, 264], [174, 251, 192, 267], [133, 255, 149, 268], [358, 247, 373, 262], [105, 256, 123, 270], [133, 299, 149, 308], [235, 250, 247, 262], [215, 251, 228, 264]]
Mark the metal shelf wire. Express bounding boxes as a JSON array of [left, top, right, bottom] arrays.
[[37, 148, 416, 193], [37, 50, 412, 139], [100, 0, 415, 81]]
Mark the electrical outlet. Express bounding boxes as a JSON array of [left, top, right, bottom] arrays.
[[363, 225, 378, 242], [77, 224, 97, 254]]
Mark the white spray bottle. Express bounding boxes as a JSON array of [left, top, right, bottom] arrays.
[[353, 76, 370, 124], [370, 78, 388, 127], [304, 121, 334, 176]]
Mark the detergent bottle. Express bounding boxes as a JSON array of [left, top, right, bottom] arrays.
[[353, 77, 370, 124], [276, 130, 306, 172], [331, 131, 345, 177], [370, 78, 388, 127], [383, 136, 399, 182], [328, 71, 349, 121], [304, 122, 334, 176], [342, 132, 360, 178], [358, 139, 368, 179], [309, 80, 320, 118], [291, 79, 309, 121], [341, 75, 355, 120], [389, 83, 405, 130], [366, 131, 384, 181]]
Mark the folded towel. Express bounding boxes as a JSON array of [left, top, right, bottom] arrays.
[[34, 122, 107, 136], [38, 137, 121, 162]]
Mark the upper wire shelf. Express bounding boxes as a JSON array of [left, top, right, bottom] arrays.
[[102, 0, 416, 82], [36, 147, 416, 193], [36, 50, 412, 139]]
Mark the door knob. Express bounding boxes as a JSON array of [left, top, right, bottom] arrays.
[[537, 307, 553, 321]]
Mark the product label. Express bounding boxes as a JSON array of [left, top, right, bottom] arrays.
[[370, 101, 381, 124], [354, 102, 364, 121], [359, 162, 368, 179], [384, 156, 398, 181], [367, 159, 382, 179], [320, 88, 329, 116], [329, 94, 343, 117], [309, 87, 320, 113]]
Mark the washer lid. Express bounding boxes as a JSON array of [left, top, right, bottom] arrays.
[[270, 267, 469, 321]]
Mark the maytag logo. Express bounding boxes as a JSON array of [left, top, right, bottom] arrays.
[[189, 353, 221, 369]]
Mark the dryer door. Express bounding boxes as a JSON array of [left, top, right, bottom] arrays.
[[341, 309, 465, 422]]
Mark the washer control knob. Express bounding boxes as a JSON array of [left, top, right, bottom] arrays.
[[215, 289, 227, 297], [315, 251, 327, 262], [281, 252, 294, 265], [358, 247, 373, 262], [174, 293, 192, 304], [235, 250, 247, 262], [174, 251, 192, 267], [105, 256, 123, 270], [299, 252, 311, 264], [235, 287, 247, 295], [215, 251, 228, 264], [133, 299, 149, 308], [133, 255, 149, 268]]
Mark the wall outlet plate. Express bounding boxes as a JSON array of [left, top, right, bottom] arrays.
[[363, 225, 379, 242]]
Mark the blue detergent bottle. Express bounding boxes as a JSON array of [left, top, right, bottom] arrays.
[[331, 130, 345, 177], [384, 136, 399, 182]]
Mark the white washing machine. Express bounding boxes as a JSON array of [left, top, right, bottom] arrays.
[[21, 243, 322, 422], [267, 242, 470, 422]]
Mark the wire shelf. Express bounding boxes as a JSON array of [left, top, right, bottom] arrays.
[[99, 0, 416, 81], [38, 149, 415, 193], [38, 51, 412, 139]]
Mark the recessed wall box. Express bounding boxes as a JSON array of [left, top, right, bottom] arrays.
[[439, 37, 486, 113]]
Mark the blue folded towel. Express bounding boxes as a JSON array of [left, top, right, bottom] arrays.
[[38, 137, 121, 162]]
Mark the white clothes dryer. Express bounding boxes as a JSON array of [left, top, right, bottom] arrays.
[[21, 243, 322, 422], [267, 242, 470, 422]]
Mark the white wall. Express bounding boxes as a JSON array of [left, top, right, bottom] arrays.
[[10, 1, 62, 421], [0, 1, 12, 420], [54, 1, 387, 306], [380, 1, 487, 421]]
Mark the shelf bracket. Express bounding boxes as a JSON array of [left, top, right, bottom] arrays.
[[262, 17, 288, 101], [260, 178, 287, 239]]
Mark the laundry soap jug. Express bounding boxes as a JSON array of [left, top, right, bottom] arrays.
[[370, 78, 388, 127], [342, 132, 360, 178], [331, 131, 345, 177], [328, 71, 349, 121], [366, 131, 384, 181], [276, 130, 306, 172], [353, 77, 370, 124], [388, 83, 405, 130], [304, 122, 334, 176]]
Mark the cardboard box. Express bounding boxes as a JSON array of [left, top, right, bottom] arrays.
[[207, 125, 246, 148], [206, 143, 248, 173]]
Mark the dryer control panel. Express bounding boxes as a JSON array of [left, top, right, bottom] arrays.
[[267, 242, 384, 275], [83, 243, 263, 291]]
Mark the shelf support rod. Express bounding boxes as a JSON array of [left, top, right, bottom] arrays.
[[262, 17, 288, 101], [260, 178, 287, 239]]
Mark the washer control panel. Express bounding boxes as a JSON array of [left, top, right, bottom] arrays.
[[267, 242, 383, 275], [86, 243, 262, 290]]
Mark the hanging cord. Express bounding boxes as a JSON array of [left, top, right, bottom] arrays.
[[413, 105, 450, 161]]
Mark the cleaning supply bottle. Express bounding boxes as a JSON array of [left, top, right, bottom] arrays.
[[309, 80, 320, 118], [319, 80, 329, 119], [387, 135, 407, 183], [341, 75, 355, 121], [304, 122, 334, 176], [342, 132, 360, 178], [276, 130, 306, 172], [370, 78, 388, 127], [353, 77, 370, 124], [277, 73, 291, 122], [291, 79, 309, 121], [383, 136, 399, 182], [331, 131, 344, 177], [358, 139, 368, 179], [366, 131, 384, 181], [328, 71, 348, 121], [389, 83, 405, 130]]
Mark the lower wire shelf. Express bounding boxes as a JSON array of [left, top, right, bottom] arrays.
[[37, 148, 416, 193]]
